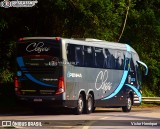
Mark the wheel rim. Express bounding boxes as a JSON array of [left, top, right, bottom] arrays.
[[127, 97, 132, 109], [78, 97, 83, 112]]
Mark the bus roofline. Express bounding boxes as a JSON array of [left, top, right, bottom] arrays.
[[19, 37, 61, 40]]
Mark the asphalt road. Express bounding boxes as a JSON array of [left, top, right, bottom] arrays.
[[0, 106, 160, 129]]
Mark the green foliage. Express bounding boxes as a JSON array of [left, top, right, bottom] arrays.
[[142, 84, 155, 97], [0, 69, 13, 83], [122, 0, 160, 96], [0, 19, 8, 31]]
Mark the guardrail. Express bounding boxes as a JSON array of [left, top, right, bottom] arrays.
[[142, 97, 160, 103]]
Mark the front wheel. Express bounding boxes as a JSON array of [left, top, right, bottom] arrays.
[[122, 96, 132, 112]]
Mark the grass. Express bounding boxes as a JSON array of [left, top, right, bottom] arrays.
[[138, 102, 160, 108]]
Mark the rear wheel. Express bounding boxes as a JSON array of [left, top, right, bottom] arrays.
[[84, 94, 94, 114], [122, 95, 132, 112], [74, 94, 84, 115]]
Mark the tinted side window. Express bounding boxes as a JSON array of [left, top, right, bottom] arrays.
[[67, 44, 84, 66], [130, 57, 135, 72], [95, 47, 104, 68], [67, 44, 75, 64], [75, 45, 84, 66], [84, 46, 94, 67], [67, 44, 126, 70], [103, 49, 115, 69], [124, 52, 131, 70], [115, 51, 124, 70]]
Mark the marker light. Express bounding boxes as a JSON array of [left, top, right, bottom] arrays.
[[19, 38, 23, 41], [55, 37, 60, 41]]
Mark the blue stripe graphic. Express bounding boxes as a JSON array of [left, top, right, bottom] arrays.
[[17, 57, 56, 88], [17, 57, 25, 67], [102, 44, 131, 100], [125, 84, 142, 102], [25, 74, 55, 87]]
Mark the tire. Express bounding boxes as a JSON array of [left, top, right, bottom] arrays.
[[84, 94, 94, 114], [122, 95, 132, 112], [74, 94, 84, 115]]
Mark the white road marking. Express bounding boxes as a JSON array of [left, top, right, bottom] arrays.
[[100, 116, 109, 120], [82, 116, 109, 128], [82, 120, 97, 129]]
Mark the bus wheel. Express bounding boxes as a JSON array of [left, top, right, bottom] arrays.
[[85, 94, 94, 114], [75, 94, 84, 115], [122, 95, 132, 112]]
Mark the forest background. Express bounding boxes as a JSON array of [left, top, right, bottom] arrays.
[[0, 0, 159, 99]]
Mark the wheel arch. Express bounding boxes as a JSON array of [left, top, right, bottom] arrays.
[[78, 89, 86, 100]]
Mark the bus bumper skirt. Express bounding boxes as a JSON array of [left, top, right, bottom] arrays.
[[16, 95, 77, 108]]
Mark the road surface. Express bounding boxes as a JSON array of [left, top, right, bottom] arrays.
[[0, 106, 160, 129]]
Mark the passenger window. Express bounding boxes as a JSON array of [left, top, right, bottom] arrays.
[[124, 52, 131, 70], [84, 46, 94, 67], [67, 44, 125, 70], [130, 57, 135, 72], [67, 44, 75, 64], [94, 47, 104, 68], [115, 51, 124, 70], [103, 48, 115, 69], [67, 44, 84, 66], [75, 45, 84, 66]]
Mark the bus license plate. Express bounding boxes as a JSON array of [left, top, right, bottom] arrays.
[[33, 98, 42, 102]]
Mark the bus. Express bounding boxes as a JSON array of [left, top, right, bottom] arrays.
[[14, 37, 148, 114]]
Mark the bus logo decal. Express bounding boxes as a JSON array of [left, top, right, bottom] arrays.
[[95, 70, 112, 92], [67, 71, 82, 78], [26, 42, 50, 53]]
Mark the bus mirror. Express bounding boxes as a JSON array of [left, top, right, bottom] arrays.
[[137, 61, 148, 76]]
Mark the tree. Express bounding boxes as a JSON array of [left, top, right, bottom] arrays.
[[0, 0, 159, 96]]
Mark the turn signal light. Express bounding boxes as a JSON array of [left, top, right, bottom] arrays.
[[55, 76, 65, 95]]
